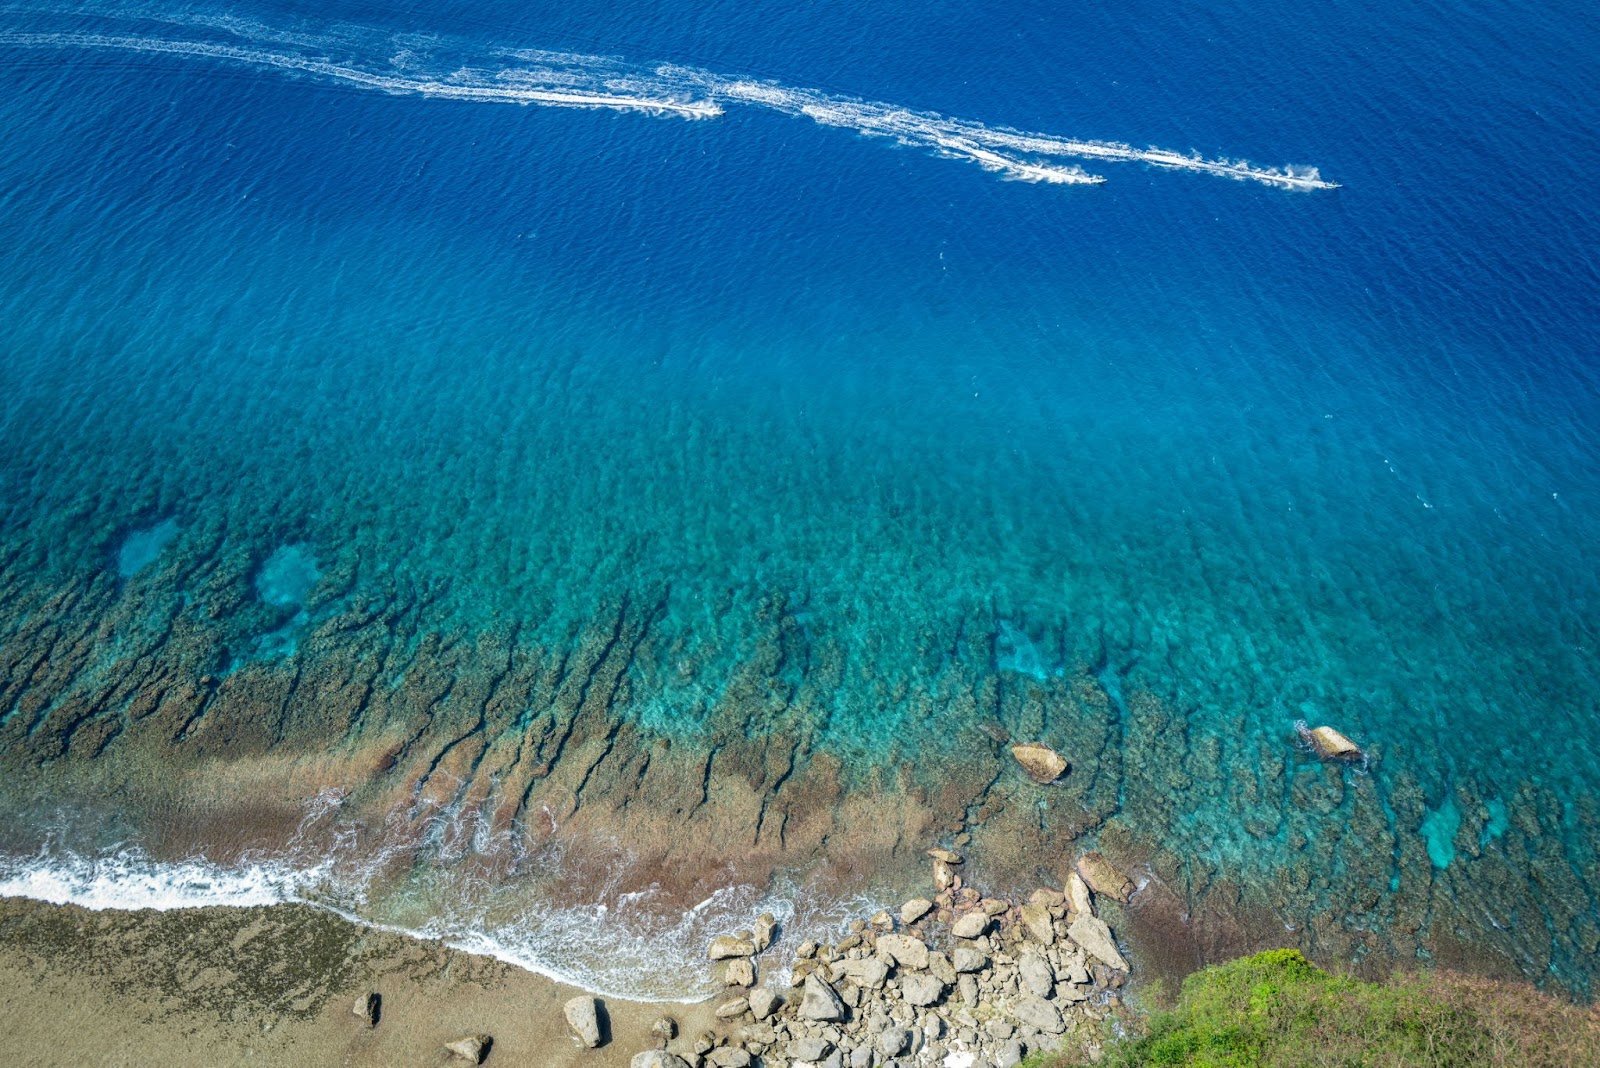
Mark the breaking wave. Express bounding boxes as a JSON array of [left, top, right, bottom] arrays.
[[0, 790, 888, 1002], [0, 8, 1337, 190]]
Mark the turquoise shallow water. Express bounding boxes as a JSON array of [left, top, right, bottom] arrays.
[[1, 0, 1598, 997]]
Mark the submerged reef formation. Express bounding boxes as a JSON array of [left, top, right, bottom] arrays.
[[0, 497, 1596, 998]]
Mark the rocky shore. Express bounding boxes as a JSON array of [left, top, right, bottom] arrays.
[[602, 847, 1136, 1068]]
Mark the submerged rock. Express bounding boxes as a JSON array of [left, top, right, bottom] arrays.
[[1075, 852, 1134, 903], [563, 995, 604, 1048], [1010, 743, 1069, 784], [445, 1034, 493, 1063]]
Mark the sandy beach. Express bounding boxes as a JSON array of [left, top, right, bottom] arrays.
[[0, 896, 727, 1067]]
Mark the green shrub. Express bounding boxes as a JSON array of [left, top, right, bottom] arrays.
[[1024, 950, 1600, 1068]]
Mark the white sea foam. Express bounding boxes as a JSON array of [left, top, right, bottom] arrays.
[[0, 839, 887, 1002], [0, 11, 1338, 190]]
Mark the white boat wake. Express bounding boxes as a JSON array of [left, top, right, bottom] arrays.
[[0, 8, 1338, 191]]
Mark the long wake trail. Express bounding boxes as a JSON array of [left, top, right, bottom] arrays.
[[0, 12, 1338, 189]]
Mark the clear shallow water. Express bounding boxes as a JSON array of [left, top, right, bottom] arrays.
[[1, 0, 1598, 996]]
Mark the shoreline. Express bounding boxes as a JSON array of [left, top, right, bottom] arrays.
[[0, 845, 1139, 1067]]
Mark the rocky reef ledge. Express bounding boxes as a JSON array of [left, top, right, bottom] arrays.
[[631, 847, 1133, 1068]]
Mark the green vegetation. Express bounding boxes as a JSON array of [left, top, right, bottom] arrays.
[[1027, 950, 1600, 1068]]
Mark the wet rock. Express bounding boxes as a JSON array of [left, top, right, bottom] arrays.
[[952, 913, 990, 939], [832, 956, 890, 989], [870, 909, 895, 931], [900, 898, 933, 925], [797, 939, 819, 959], [351, 991, 380, 1028], [1018, 949, 1054, 997], [800, 973, 847, 1021], [749, 986, 781, 1020], [927, 848, 964, 865], [1010, 743, 1069, 784], [1010, 994, 1065, 1034], [952, 947, 988, 972], [1065, 871, 1093, 916], [1068, 914, 1129, 971], [724, 958, 756, 987], [1074, 852, 1134, 903], [631, 1053, 692, 1068], [710, 935, 758, 960], [790, 1036, 833, 1062], [716, 997, 750, 1020], [877, 934, 930, 970], [901, 973, 947, 1006], [1018, 904, 1054, 945], [445, 1034, 493, 1063], [753, 912, 778, 952], [564, 996, 604, 1048]]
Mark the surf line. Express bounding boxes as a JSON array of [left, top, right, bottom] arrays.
[[0, 28, 1338, 190]]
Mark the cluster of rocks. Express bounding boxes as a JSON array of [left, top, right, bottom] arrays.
[[628, 847, 1135, 1068]]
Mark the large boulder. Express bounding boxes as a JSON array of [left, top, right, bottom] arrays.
[[1010, 743, 1069, 784], [1018, 903, 1054, 945], [901, 972, 947, 1006], [351, 991, 380, 1028], [789, 1036, 833, 1062], [1068, 914, 1130, 972], [752, 912, 779, 951], [876, 934, 930, 970], [1018, 949, 1055, 997], [723, 957, 755, 987], [445, 1034, 493, 1063], [563, 996, 604, 1048], [1075, 852, 1134, 903], [952, 947, 988, 973], [951, 912, 990, 939], [709, 935, 757, 960], [900, 898, 934, 925], [830, 956, 890, 989], [1010, 994, 1065, 1034], [632, 1053, 692, 1068], [748, 986, 780, 1019], [799, 973, 847, 1021], [1304, 723, 1363, 761], [1065, 870, 1094, 916], [715, 997, 749, 1020]]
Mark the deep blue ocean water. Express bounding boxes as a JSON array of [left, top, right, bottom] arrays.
[[2, 0, 1598, 996]]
